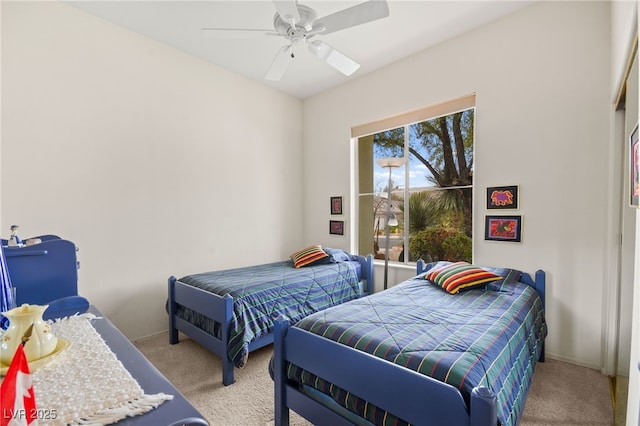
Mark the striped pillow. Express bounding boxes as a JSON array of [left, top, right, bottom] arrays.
[[290, 245, 329, 268], [425, 261, 501, 294]]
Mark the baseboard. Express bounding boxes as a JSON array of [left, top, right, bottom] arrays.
[[543, 351, 603, 371], [132, 329, 169, 344]]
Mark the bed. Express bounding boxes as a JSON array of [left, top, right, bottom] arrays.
[[167, 247, 374, 386], [272, 260, 547, 426]]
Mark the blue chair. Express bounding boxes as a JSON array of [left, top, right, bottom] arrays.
[[43, 296, 90, 321]]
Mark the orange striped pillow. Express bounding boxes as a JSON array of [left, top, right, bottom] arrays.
[[290, 245, 329, 268], [425, 262, 501, 294]]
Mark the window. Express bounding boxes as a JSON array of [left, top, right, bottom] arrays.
[[355, 96, 475, 264]]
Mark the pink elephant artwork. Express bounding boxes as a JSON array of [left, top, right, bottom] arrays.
[[486, 185, 519, 209]]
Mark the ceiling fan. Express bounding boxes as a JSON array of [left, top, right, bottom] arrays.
[[201, 0, 390, 81]]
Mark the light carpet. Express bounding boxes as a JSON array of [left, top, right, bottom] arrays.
[[135, 332, 613, 426]]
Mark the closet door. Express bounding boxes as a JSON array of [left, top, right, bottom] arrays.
[[619, 52, 638, 378]]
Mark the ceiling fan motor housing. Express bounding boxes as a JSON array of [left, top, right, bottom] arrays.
[[273, 4, 318, 41]]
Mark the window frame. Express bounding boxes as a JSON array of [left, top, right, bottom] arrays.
[[352, 94, 476, 265]]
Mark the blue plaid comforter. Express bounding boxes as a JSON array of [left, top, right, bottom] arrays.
[[177, 260, 362, 368], [287, 270, 547, 426]]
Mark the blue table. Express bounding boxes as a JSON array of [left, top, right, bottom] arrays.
[[57, 305, 208, 426]]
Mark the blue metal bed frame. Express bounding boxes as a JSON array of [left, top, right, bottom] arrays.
[[273, 261, 546, 426], [167, 254, 374, 386]]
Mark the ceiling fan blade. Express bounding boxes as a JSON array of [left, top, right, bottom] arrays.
[[316, 0, 389, 35], [273, 0, 301, 25], [265, 45, 293, 81], [308, 40, 360, 76], [201, 28, 278, 39]]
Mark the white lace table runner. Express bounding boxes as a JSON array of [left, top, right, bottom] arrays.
[[32, 314, 172, 425]]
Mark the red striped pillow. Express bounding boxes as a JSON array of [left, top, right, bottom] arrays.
[[425, 262, 501, 294], [290, 245, 329, 268]]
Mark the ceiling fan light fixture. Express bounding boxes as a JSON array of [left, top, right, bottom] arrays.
[[308, 39, 329, 58], [309, 40, 360, 76]]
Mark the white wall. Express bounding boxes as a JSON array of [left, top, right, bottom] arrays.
[[0, 1, 303, 339], [302, 1, 611, 369]]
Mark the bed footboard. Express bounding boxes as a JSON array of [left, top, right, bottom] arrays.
[[273, 318, 497, 426], [168, 276, 236, 385]]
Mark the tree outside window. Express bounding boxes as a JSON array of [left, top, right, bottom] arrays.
[[358, 107, 474, 264]]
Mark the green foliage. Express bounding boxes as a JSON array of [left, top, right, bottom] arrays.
[[409, 226, 472, 263], [406, 191, 434, 235], [442, 232, 472, 263]]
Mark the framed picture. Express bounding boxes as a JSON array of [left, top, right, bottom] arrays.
[[484, 215, 522, 242], [486, 185, 519, 210], [329, 220, 344, 236], [630, 124, 639, 208], [330, 196, 343, 215]]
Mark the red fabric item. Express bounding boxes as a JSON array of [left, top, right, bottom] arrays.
[[0, 344, 37, 426]]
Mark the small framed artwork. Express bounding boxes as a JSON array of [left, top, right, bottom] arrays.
[[329, 220, 344, 236], [486, 185, 519, 210], [330, 196, 343, 215], [630, 124, 639, 208], [485, 215, 522, 242]]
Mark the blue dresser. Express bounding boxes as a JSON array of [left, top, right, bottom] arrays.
[[1, 235, 79, 305]]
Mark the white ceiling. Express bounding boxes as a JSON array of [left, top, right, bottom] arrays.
[[66, 0, 533, 99]]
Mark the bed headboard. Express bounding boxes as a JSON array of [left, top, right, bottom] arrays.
[[415, 259, 546, 309], [356, 254, 374, 295]]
